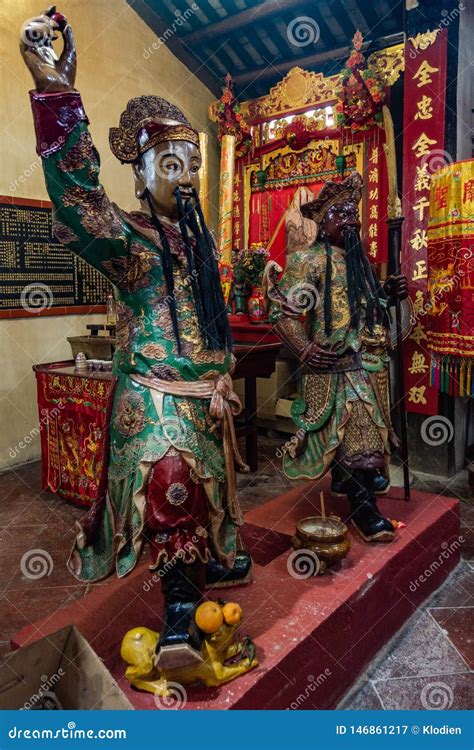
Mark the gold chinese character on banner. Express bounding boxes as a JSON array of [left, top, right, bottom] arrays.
[[410, 228, 428, 251], [370, 146, 379, 164], [434, 185, 449, 209], [412, 133, 437, 158], [413, 60, 439, 87], [408, 385, 427, 405], [412, 259, 428, 281], [369, 168, 378, 182], [413, 289, 425, 315], [369, 241, 378, 257], [414, 94, 434, 120], [369, 188, 379, 200], [414, 163, 431, 192], [463, 179, 474, 204], [368, 223, 378, 238], [413, 196, 430, 221], [370, 205, 378, 219], [408, 350, 429, 374], [409, 322, 428, 345]]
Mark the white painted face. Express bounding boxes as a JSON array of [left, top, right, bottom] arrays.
[[134, 141, 201, 220]]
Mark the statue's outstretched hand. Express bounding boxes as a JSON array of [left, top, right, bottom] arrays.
[[303, 342, 341, 371], [383, 274, 409, 305], [20, 5, 76, 92]]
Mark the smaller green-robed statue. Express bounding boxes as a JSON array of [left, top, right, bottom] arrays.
[[20, 5, 252, 673], [265, 173, 408, 543]]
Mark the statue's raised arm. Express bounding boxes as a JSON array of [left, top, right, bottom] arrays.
[[20, 6, 76, 92], [19, 6, 128, 276]]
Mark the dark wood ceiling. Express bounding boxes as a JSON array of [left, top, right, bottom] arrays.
[[128, 0, 404, 100]]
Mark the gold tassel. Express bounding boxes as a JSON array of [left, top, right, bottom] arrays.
[[460, 359, 465, 398]]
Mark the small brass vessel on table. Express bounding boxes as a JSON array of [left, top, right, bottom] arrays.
[[292, 516, 351, 575]]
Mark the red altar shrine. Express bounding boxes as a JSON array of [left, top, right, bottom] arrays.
[[211, 31, 471, 427], [210, 42, 405, 270]]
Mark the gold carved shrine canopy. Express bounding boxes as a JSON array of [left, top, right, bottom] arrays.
[[209, 44, 404, 267]]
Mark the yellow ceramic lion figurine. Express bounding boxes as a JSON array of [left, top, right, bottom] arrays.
[[121, 600, 258, 697]]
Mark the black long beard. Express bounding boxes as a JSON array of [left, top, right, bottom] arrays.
[[323, 229, 389, 336], [146, 188, 232, 353]]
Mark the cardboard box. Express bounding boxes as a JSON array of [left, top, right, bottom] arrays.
[[274, 397, 295, 419], [0, 626, 133, 710]]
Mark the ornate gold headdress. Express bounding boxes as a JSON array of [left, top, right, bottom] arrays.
[[300, 172, 363, 223], [109, 95, 200, 163]]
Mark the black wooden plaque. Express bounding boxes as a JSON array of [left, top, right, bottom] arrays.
[[0, 199, 110, 312]]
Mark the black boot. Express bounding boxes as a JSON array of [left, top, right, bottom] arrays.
[[205, 550, 252, 589], [331, 463, 347, 496], [346, 471, 394, 543], [155, 559, 205, 669], [372, 469, 390, 495], [332, 464, 389, 496]]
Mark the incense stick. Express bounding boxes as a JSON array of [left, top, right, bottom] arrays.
[[320, 491, 326, 520]]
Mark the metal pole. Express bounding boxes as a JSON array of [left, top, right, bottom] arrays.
[[387, 216, 411, 500], [382, 105, 411, 500]]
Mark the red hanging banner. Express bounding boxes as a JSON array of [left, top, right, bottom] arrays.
[[364, 135, 389, 264], [401, 29, 448, 414], [232, 160, 244, 250]]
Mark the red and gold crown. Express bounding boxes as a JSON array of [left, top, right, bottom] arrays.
[[109, 95, 199, 163]]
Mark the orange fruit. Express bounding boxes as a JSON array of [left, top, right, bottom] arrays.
[[195, 601, 224, 633], [222, 602, 242, 625]]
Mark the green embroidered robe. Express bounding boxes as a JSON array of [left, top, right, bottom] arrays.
[[267, 244, 398, 480], [30, 91, 239, 581]]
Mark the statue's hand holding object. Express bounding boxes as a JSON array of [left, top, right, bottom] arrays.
[[20, 6, 76, 92]]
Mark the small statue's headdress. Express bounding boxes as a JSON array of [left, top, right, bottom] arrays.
[[109, 95, 199, 163], [300, 172, 363, 223]]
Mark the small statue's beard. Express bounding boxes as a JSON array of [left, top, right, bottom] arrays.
[[145, 187, 232, 353], [344, 228, 389, 332], [322, 228, 388, 336]]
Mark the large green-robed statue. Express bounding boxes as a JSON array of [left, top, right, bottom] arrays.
[[20, 6, 251, 671]]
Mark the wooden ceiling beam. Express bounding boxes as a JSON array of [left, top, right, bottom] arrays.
[[182, 0, 307, 45], [233, 45, 349, 88], [341, 0, 372, 34], [232, 32, 404, 88]]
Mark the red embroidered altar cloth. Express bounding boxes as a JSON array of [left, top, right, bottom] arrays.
[[33, 361, 116, 507]]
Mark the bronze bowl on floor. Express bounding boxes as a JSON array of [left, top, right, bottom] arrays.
[[292, 515, 351, 575]]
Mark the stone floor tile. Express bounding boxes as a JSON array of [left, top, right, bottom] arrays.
[[429, 607, 473, 669], [427, 561, 474, 608], [374, 672, 473, 710], [338, 680, 384, 710], [367, 611, 468, 680]]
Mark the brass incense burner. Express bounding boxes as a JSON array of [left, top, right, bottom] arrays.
[[292, 515, 351, 575]]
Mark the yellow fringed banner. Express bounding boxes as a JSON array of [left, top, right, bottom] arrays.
[[426, 159, 474, 397]]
